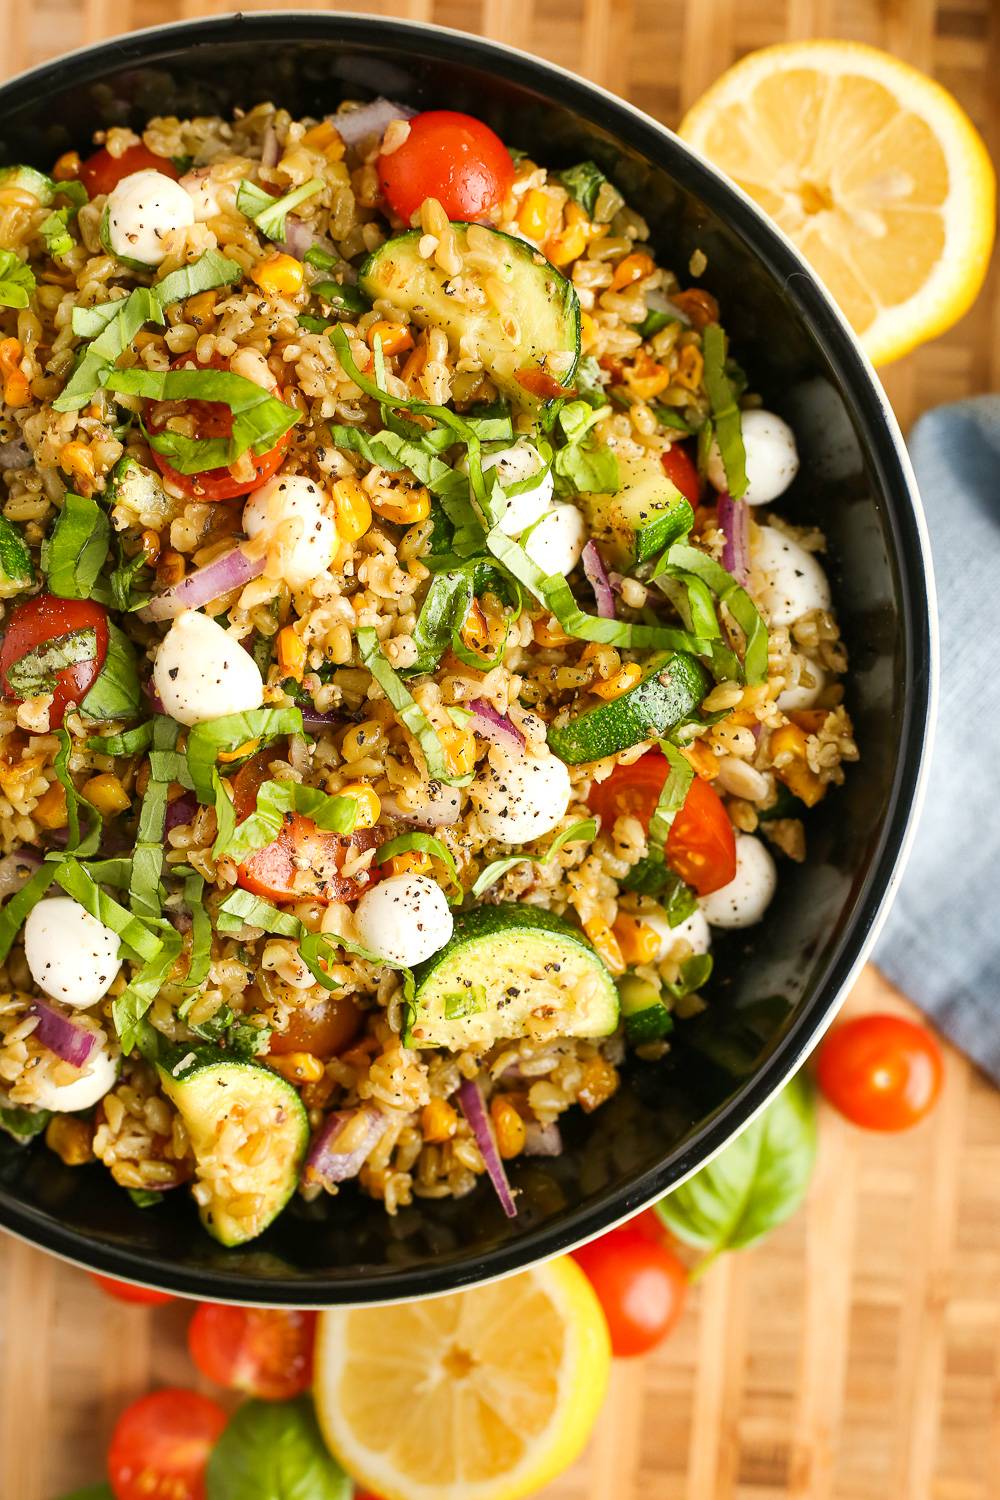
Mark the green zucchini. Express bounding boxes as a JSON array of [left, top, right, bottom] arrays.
[[0, 515, 33, 599], [577, 451, 694, 566], [547, 651, 710, 765], [0, 166, 55, 205], [618, 974, 673, 1045]]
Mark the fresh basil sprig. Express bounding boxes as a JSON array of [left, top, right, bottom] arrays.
[[205, 1396, 351, 1500], [213, 778, 359, 861], [40, 492, 110, 600]]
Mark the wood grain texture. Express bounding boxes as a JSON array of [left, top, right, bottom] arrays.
[[0, 3, 998, 1498]]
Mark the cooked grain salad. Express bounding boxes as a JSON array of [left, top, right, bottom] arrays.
[[0, 99, 856, 1243]]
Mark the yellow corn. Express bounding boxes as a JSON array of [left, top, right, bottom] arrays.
[[338, 780, 381, 829], [218, 737, 261, 764], [301, 120, 346, 160], [184, 290, 217, 327], [439, 724, 477, 779], [0, 338, 21, 376], [370, 486, 431, 525], [366, 320, 414, 357], [52, 151, 81, 182], [140, 529, 161, 565], [790, 709, 829, 734], [277, 625, 307, 681], [33, 782, 68, 830], [460, 599, 489, 652], [59, 441, 96, 484], [4, 369, 30, 409], [157, 549, 185, 587], [268, 1051, 325, 1085], [389, 850, 432, 878], [770, 722, 825, 808], [583, 914, 625, 975], [82, 773, 131, 816], [580, 311, 598, 350], [544, 221, 588, 267], [491, 1096, 527, 1159], [421, 1098, 458, 1143], [613, 912, 661, 966], [252, 252, 305, 295], [610, 251, 655, 292], [340, 719, 383, 762], [517, 188, 550, 241], [533, 615, 571, 648], [332, 477, 372, 541], [45, 1115, 94, 1166], [626, 350, 671, 401], [591, 662, 643, 700], [578, 1055, 620, 1113], [674, 344, 704, 393], [680, 740, 719, 780]]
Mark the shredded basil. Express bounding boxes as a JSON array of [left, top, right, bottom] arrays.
[[52, 728, 102, 858], [647, 742, 694, 858], [374, 831, 462, 901], [86, 721, 153, 756], [214, 778, 359, 861], [4, 627, 98, 700], [216, 887, 301, 937], [79, 623, 142, 721], [154, 249, 243, 307], [409, 558, 519, 675], [701, 323, 747, 499], [556, 161, 623, 222], [237, 176, 323, 243], [129, 717, 178, 919], [551, 399, 619, 496], [113, 929, 182, 1054], [128, 1188, 164, 1209], [181, 872, 212, 995], [185, 706, 303, 804], [0, 863, 57, 963], [55, 859, 163, 962], [0, 1103, 51, 1142], [309, 279, 370, 319], [664, 542, 768, 684], [653, 404, 697, 435], [0, 250, 35, 310], [55, 287, 164, 411], [109, 537, 152, 613], [357, 627, 469, 787], [665, 951, 713, 1003], [39, 208, 74, 258], [621, 857, 698, 923], [470, 816, 597, 898], [41, 492, 110, 599]]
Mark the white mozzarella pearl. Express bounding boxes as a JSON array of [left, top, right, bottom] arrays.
[[481, 444, 554, 535], [354, 874, 454, 967], [153, 611, 264, 727], [699, 834, 777, 929], [23, 898, 122, 1008], [471, 742, 572, 844], [105, 170, 195, 267], [30, 1041, 118, 1113], [752, 526, 832, 628], [523, 503, 587, 576], [776, 657, 827, 712], [643, 905, 712, 961], [242, 474, 337, 588], [180, 167, 228, 221], [386, 781, 462, 829], [707, 409, 800, 504]]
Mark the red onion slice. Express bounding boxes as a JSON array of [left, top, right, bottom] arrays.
[[260, 123, 280, 169], [644, 288, 692, 326], [582, 540, 615, 619], [458, 1077, 517, 1219], [284, 217, 336, 263], [0, 849, 42, 900], [303, 1105, 388, 1188], [717, 492, 750, 585], [0, 435, 31, 470], [523, 1119, 563, 1157], [141, 547, 265, 622], [332, 98, 415, 148], [164, 793, 198, 833], [469, 699, 526, 751], [30, 1000, 98, 1069]]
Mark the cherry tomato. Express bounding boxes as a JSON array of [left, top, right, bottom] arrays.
[[188, 1304, 316, 1401], [89, 1273, 175, 1306], [268, 994, 362, 1058], [79, 142, 180, 199], [107, 1388, 227, 1500], [629, 1207, 670, 1245], [0, 594, 109, 728], [587, 752, 736, 896], [378, 110, 514, 222], [573, 1226, 688, 1357], [817, 1013, 943, 1132], [146, 353, 291, 501], [660, 444, 701, 507]]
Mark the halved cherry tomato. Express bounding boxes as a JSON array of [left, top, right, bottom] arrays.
[[514, 367, 577, 400], [378, 110, 514, 222], [573, 1225, 688, 1357], [89, 1272, 175, 1306], [268, 994, 362, 1058], [817, 1013, 943, 1132], [107, 1388, 227, 1500], [587, 751, 736, 896], [188, 1304, 316, 1401], [0, 594, 109, 728], [146, 353, 291, 501], [661, 444, 701, 507], [79, 142, 180, 199]]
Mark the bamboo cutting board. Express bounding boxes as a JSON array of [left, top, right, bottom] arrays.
[[1, 3, 999, 1498]]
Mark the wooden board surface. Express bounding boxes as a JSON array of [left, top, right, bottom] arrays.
[[1, 2, 999, 1497]]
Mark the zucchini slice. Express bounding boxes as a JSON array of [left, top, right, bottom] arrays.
[[618, 974, 673, 1045], [359, 225, 580, 407], [406, 904, 618, 1050], [577, 451, 694, 567], [547, 651, 710, 765], [0, 166, 55, 205]]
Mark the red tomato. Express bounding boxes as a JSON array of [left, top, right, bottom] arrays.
[[0, 594, 109, 728], [188, 1304, 316, 1401], [268, 994, 362, 1058], [587, 752, 736, 896], [146, 353, 291, 501], [79, 143, 180, 198], [573, 1226, 688, 1357], [107, 1388, 227, 1500], [629, 1208, 669, 1245], [90, 1273, 175, 1306], [661, 444, 701, 507], [817, 1013, 943, 1132], [378, 110, 514, 222]]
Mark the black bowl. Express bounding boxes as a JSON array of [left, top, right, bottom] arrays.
[[0, 13, 934, 1303]]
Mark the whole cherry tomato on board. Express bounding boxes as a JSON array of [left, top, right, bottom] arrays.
[[573, 1225, 688, 1357], [0, 593, 109, 728], [817, 1013, 943, 1132], [378, 110, 514, 222], [187, 1304, 317, 1401], [79, 142, 180, 198], [107, 1388, 227, 1500]]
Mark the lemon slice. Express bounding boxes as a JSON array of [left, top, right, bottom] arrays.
[[314, 1256, 610, 1500], [679, 41, 995, 365]]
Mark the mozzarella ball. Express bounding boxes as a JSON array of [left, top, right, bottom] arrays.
[[243, 474, 337, 588], [707, 409, 800, 504], [354, 875, 454, 967], [24, 898, 122, 1008], [30, 1040, 118, 1113], [153, 610, 264, 727], [387, 780, 462, 829], [643, 905, 712, 961], [776, 657, 827, 712], [105, 170, 195, 267], [481, 444, 554, 535], [699, 834, 777, 929], [523, 503, 587, 576], [752, 526, 832, 628], [471, 742, 572, 844], [180, 166, 228, 221]]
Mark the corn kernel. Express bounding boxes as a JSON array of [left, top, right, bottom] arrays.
[[340, 719, 383, 761], [339, 780, 381, 829], [543, 222, 588, 268], [583, 914, 625, 975], [491, 1096, 527, 1159], [45, 1114, 94, 1165], [277, 625, 307, 681], [157, 549, 185, 587], [671, 288, 719, 330], [680, 740, 719, 780], [517, 188, 550, 242], [674, 344, 704, 393], [439, 724, 477, 779], [421, 1098, 458, 1143], [578, 1055, 619, 1113], [610, 251, 655, 292], [591, 662, 643, 700], [0, 338, 22, 376], [366, 320, 414, 357], [533, 615, 571, 648], [770, 721, 825, 807], [580, 311, 598, 350], [52, 151, 81, 182], [82, 773, 131, 816], [389, 850, 432, 878], [33, 782, 68, 830], [460, 599, 489, 651], [4, 370, 30, 408], [332, 477, 372, 541], [613, 912, 661, 966], [140, 529, 161, 565], [790, 709, 828, 734], [268, 1051, 325, 1085], [60, 441, 96, 482], [626, 349, 671, 401], [252, 252, 305, 296], [370, 486, 431, 525], [301, 120, 345, 160], [184, 290, 217, 327]]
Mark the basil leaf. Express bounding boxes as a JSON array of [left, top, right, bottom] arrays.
[[5, 627, 91, 700], [113, 930, 182, 1054], [55, 859, 163, 962], [553, 437, 618, 496], [153, 249, 243, 306], [129, 717, 178, 918], [39, 207, 74, 258], [0, 862, 57, 962], [471, 816, 597, 898], [375, 831, 462, 901], [128, 1187, 164, 1208], [206, 1396, 351, 1500], [236, 177, 324, 243], [214, 778, 359, 861], [357, 626, 469, 787], [186, 706, 303, 804], [330, 422, 457, 493], [656, 1074, 817, 1263], [665, 950, 713, 1001], [652, 403, 697, 435], [41, 492, 110, 599], [55, 287, 164, 411], [75, 857, 132, 888], [702, 323, 747, 499], [409, 559, 518, 675], [181, 872, 213, 995], [309, 278, 370, 318], [109, 537, 152, 612], [52, 728, 102, 857], [556, 161, 622, 222], [0, 1103, 51, 1142], [664, 542, 768, 684], [79, 623, 142, 722], [86, 721, 153, 756], [0, 514, 34, 594], [216, 888, 302, 937], [647, 742, 694, 857], [621, 858, 697, 925], [0, 250, 34, 310]]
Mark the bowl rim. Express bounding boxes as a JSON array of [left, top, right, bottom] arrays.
[[0, 10, 937, 1304]]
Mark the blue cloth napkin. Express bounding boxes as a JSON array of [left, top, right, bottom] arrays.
[[875, 396, 1000, 1084]]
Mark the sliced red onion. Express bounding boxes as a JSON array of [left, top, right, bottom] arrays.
[[717, 492, 750, 585], [332, 98, 415, 148], [298, 707, 343, 732], [608, 571, 627, 596], [260, 123, 280, 169], [143, 679, 166, 715], [30, 1000, 98, 1069], [165, 793, 198, 833], [141, 547, 265, 622], [523, 1119, 563, 1157], [644, 288, 692, 325], [469, 699, 526, 751], [0, 848, 42, 900], [582, 540, 615, 619], [284, 217, 336, 262], [458, 1077, 517, 1219], [0, 435, 31, 470], [304, 1105, 388, 1188]]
